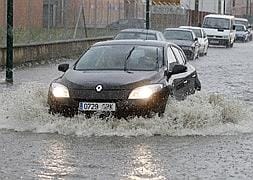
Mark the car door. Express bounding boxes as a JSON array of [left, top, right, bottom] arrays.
[[166, 46, 187, 99], [169, 46, 196, 99]]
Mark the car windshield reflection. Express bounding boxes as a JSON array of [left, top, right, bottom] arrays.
[[164, 30, 193, 41], [75, 45, 162, 71]]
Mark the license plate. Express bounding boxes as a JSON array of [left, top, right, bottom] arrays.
[[79, 102, 116, 111], [210, 40, 219, 44]]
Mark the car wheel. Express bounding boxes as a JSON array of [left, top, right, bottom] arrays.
[[225, 41, 230, 48], [195, 78, 201, 91], [156, 96, 168, 117], [189, 53, 195, 60]]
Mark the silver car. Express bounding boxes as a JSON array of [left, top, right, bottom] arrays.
[[114, 29, 166, 41], [179, 26, 209, 56]]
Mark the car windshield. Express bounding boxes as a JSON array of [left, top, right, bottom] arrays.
[[164, 30, 193, 41], [235, 20, 248, 27], [192, 29, 202, 38], [235, 25, 246, 31], [114, 32, 157, 40], [203, 17, 230, 30], [75, 45, 162, 71]]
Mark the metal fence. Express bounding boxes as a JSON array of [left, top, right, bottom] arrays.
[[0, 0, 194, 46]]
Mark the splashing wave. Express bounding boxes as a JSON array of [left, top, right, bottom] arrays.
[[0, 82, 252, 136]]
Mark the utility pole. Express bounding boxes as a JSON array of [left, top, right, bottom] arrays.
[[48, 0, 51, 30], [6, 0, 13, 83], [223, 0, 226, 14], [146, 0, 150, 29], [249, 0, 252, 17], [247, 0, 249, 15]]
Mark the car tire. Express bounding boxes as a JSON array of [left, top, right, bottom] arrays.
[[156, 96, 168, 117], [225, 41, 231, 48], [195, 78, 201, 91]]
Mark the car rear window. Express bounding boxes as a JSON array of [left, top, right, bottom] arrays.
[[115, 32, 157, 40]]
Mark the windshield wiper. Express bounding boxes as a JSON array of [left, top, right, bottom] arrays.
[[124, 46, 135, 72]]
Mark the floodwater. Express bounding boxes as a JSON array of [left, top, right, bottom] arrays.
[[0, 42, 253, 179]]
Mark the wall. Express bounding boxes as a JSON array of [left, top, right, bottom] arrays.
[[0, 36, 112, 66]]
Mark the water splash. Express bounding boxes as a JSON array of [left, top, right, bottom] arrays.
[[0, 82, 252, 137]]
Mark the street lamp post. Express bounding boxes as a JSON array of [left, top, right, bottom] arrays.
[[6, 0, 13, 83], [146, 0, 150, 29], [223, 0, 226, 15]]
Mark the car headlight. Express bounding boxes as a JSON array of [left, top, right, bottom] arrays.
[[223, 35, 229, 39], [128, 84, 163, 100], [51, 83, 70, 98]]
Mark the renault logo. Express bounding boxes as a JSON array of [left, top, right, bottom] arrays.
[[95, 85, 103, 92]]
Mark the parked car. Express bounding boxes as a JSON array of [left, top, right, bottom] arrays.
[[114, 29, 166, 41], [48, 40, 201, 118], [235, 17, 252, 41], [202, 14, 236, 48], [234, 24, 251, 42], [106, 18, 145, 30], [163, 28, 199, 60], [179, 26, 209, 56]]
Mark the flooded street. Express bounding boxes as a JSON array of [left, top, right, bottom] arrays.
[[0, 42, 253, 179]]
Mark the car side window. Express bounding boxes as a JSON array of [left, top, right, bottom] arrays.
[[171, 46, 185, 65], [178, 49, 187, 65], [167, 47, 178, 64]]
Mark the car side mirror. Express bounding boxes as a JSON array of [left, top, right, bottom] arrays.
[[58, 63, 69, 72], [194, 37, 198, 41], [248, 25, 252, 29], [233, 25, 236, 30], [165, 70, 173, 79], [172, 64, 187, 74]]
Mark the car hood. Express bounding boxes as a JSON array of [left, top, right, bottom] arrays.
[[168, 40, 194, 47], [60, 70, 164, 90], [236, 31, 248, 35]]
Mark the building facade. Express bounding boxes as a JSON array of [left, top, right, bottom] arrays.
[[0, 0, 43, 28], [181, 0, 229, 14]]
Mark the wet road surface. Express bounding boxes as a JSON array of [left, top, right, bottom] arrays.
[[0, 42, 253, 179]]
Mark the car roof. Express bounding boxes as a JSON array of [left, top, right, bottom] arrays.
[[204, 14, 235, 19], [165, 28, 193, 33], [93, 40, 172, 47], [235, 18, 248, 22], [119, 28, 162, 34], [234, 24, 246, 27], [179, 26, 202, 30]]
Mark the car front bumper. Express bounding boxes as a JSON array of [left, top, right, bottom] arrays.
[[47, 90, 168, 117], [207, 38, 229, 46]]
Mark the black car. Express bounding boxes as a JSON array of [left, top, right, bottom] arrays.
[[163, 28, 199, 60], [48, 40, 201, 118], [114, 29, 166, 41]]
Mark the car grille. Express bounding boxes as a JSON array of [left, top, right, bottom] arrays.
[[207, 35, 223, 38], [70, 89, 130, 100]]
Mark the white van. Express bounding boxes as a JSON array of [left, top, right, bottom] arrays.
[[202, 14, 236, 48]]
